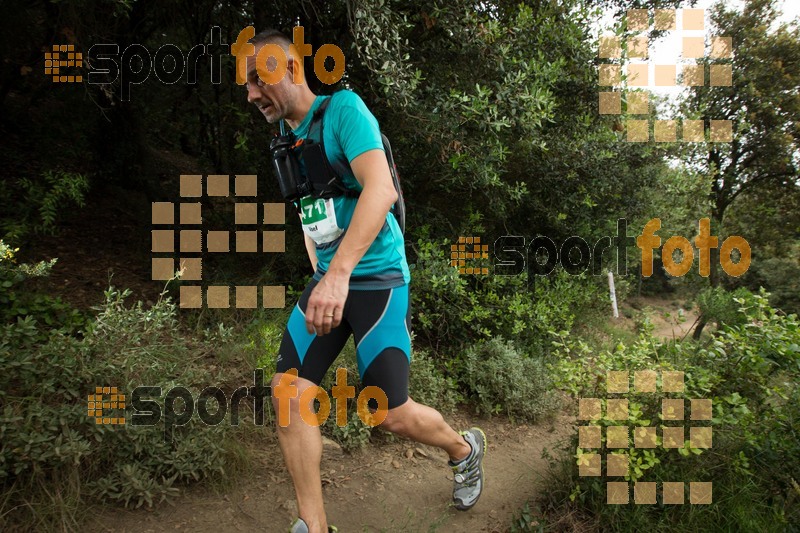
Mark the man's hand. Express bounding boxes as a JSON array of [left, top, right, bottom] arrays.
[[305, 270, 350, 335]]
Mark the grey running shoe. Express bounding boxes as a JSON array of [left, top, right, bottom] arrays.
[[289, 518, 337, 532], [449, 427, 487, 510]]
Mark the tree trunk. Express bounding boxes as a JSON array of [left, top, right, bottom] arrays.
[[692, 317, 707, 340], [709, 215, 721, 288], [708, 141, 728, 289]]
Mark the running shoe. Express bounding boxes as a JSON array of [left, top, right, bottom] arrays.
[[289, 517, 337, 532], [449, 427, 487, 510]]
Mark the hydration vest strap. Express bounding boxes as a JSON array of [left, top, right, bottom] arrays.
[[306, 95, 360, 198], [303, 91, 405, 234]]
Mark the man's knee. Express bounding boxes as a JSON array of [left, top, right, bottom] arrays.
[[271, 371, 316, 426]]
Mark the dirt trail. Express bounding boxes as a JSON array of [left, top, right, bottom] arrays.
[[86, 299, 694, 533], [88, 413, 573, 533], [633, 296, 700, 341]]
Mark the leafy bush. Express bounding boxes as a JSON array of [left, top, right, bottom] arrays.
[[252, 320, 284, 372], [696, 285, 756, 330], [408, 349, 461, 413], [459, 337, 561, 422], [541, 289, 800, 530], [0, 170, 89, 242], [0, 241, 88, 332], [0, 280, 246, 531], [746, 254, 800, 315], [410, 233, 602, 354], [324, 408, 373, 453]]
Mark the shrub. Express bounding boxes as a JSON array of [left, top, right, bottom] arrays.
[[0, 281, 246, 531], [409, 233, 602, 354], [0, 240, 88, 333], [323, 408, 373, 453], [540, 289, 800, 530], [459, 337, 561, 422], [696, 285, 756, 330], [0, 170, 89, 242], [409, 349, 461, 413], [750, 255, 800, 315]]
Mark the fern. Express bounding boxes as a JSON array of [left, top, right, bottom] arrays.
[[5, 170, 89, 238]]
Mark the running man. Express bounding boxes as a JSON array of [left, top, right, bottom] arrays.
[[241, 29, 486, 533]]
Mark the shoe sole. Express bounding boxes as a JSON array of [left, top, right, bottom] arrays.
[[454, 427, 487, 511]]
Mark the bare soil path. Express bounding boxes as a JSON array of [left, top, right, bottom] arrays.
[[87, 413, 574, 533]]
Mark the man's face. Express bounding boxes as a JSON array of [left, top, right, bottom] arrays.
[[245, 43, 293, 124]]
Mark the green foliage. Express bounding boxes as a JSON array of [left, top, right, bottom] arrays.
[[0, 170, 89, 242], [696, 285, 755, 330], [348, 0, 421, 106], [756, 255, 800, 314], [344, 0, 671, 244], [324, 409, 373, 453], [724, 183, 800, 314], [408, 349, 461, 413], [0, 280, 246, 530], [410, 232, 602, 354], [543, 289, 800, 529], [253, 320, 284, 372], [741, 247, 800, 315], [679, 0, 800, 286], [0, 240, 88, 333], [459, 338, 560, 423], [511, 503, 545, 532], [631, 306, 656, 336]]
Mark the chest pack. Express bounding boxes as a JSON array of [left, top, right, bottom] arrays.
[[269, 94, 406, 234]]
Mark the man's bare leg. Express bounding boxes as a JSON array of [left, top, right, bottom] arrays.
[[272, 373, 328, 533], [378, 398, 472, 461]]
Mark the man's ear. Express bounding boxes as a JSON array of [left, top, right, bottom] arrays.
[[287, 52, 306, 85]]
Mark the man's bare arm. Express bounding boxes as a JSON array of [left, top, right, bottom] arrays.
[[304, 233, 317, 270], [327, 149, 398, 276], [304, 148, 397, 335]]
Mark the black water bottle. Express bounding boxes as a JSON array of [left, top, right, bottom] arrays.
[[270, 135, 302, 201]]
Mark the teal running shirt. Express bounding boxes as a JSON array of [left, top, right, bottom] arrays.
[[289, 90, 410, 289]]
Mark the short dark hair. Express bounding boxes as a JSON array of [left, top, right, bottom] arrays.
[[248, 29, 293, 48]]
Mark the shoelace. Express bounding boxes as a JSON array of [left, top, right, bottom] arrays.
[[452, 455, 481, 487]]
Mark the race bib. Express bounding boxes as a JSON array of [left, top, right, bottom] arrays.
[[299, 196, 343, 244]]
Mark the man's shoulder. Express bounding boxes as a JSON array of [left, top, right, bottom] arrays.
[[323, 90, 382, 164], [327, 90, 375, 119], [326, 90, 379, 137], [329, 89, 364, 108]]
